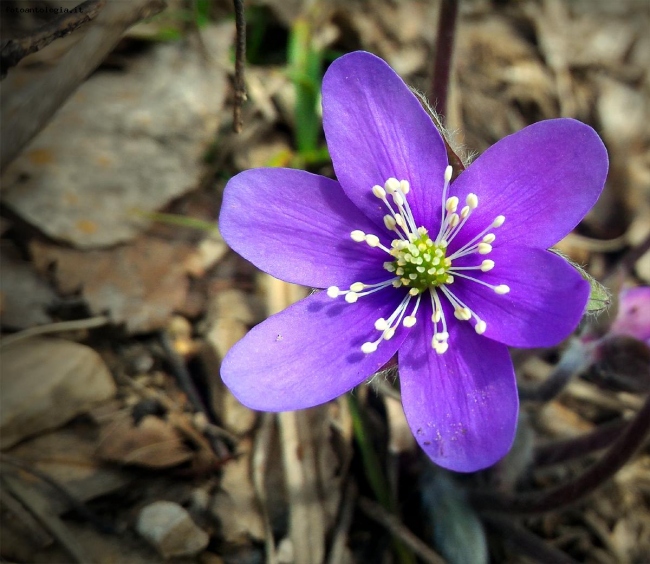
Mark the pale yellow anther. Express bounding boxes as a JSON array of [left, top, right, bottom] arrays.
[[350, 282, 365, 292], [494, 285, 510, 295], [384, 215, 397, 230], [446, 196, 459, 213], [466, 193, 478, 209], [361, 342, 378, 354], [365, 234, 380, 247], [480, 260, 495, 272], [478, 243, 492, 255], [460, 206, 470, 219], [475, 320, 487, 334], [408, 288, 419, 296], [403, 316, 417, 327], [385, 178, 400, 193], [374, 318, 388, 331], [482, 233, 496, 244], [492, 215, 505, 228], [326, 286, 339, 298], [400, 180, 410, 194], [392, 192, 404, 207], [383, 328, 396, 340], [372, 185, 386, 199], [345, 293, 359, 304], [351, 230, 366, 242]]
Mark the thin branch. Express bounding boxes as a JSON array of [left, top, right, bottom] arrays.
[[232, 0, 247, 132], [469, 390, 650, 514], [430, 0, 459, 118], [1, 0, 106, 79], [357, 497, 447, 564], [0, 315, 110, 348], [532, 418, 628, 467], [482, 513, 579, 564]]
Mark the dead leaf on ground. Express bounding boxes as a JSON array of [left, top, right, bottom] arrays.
[[97, 414, 195, 469], [29, 236, 200, 333]]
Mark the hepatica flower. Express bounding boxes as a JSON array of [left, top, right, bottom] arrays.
[[220, 52, 608, 472]]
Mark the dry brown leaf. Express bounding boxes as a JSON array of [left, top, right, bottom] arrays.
[[29, 236, 200, 333], [96, 414, 194, 468]]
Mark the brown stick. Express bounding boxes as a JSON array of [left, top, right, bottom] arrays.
[[1, 0, 106, 79], [232, 0, 246, 133]]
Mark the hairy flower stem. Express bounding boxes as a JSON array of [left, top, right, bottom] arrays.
[[481, 514, 579, 564], [430, 0, 459, 118], [470, 391, 650, 514], [347, 395, 416, 564], [518, 338, 590, 402], [532, 418, 628, 467]]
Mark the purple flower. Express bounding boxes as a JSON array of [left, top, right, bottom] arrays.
[[609, 287, 650, 345], [219, 51, 608, 472]]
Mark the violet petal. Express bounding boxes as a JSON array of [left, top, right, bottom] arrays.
[[449, 119, 608, 249], [453, 246, 589, 348], [221, 290, 408, 411], [220, 168, 390, 288], [399, 301, 518, 472], [322, 51, 448, 229]]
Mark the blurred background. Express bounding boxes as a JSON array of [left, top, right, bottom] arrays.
[[1, 1, 649, 563]]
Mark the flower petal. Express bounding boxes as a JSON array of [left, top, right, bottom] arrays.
[[220, 168, 391, 288], [449, 119, 608, 249], [453, 246, 589, 348], [399, 302, 518, 472], [322, 51, 448, 229], [221, 290, 408, 411]]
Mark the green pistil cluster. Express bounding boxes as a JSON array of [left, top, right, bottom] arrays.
[[385, 230, 453, 292]]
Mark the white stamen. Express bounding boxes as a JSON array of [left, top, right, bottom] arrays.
[[466, 193, 478, 209], [482, 233, 496, 244], [372, 185, 386, 198], [350, 282, 365, 292], [446, 196, 459, 213], [475, 320, 487, 334], [400, 180, 410, 194], [345, 293, 359, 303], [385, 178, 401, 193], [326, 286, 340, 298], [494, 285, 510, 294], [351, 230, 366, 242], [478, 243, 492, 255], [403, 316, 417, 327], [384, 215, 397, 230], [365, 234, 380, 247], [375, 318, 388, 331], [481, 260, 495, 272], [361, 342, 378, 354], [492, 215, 505, 227]]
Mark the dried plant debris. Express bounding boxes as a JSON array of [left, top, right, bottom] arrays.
[[1, 23, 233, 248], [29, 236, 202, 333]]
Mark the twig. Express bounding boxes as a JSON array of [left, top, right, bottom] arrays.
[[327, 481, 357, 564], [469, 390, 650, 514], [158, 331, 229, 460], [0, 315, 110, 348], [430, 0, 459, 118], [357, 497, 447, 564], [0, 0, 106, 79], [232, 0, 247, 132], [518, 338, 590, 402], [481, 513, 579, 564], [532, 418, 628, 467], [1, 456, 114, 533], [1, 0, 168, 172]]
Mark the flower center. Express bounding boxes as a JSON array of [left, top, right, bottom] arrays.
[[327, 166, 510, 355], [386, 233, 452, 292]]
